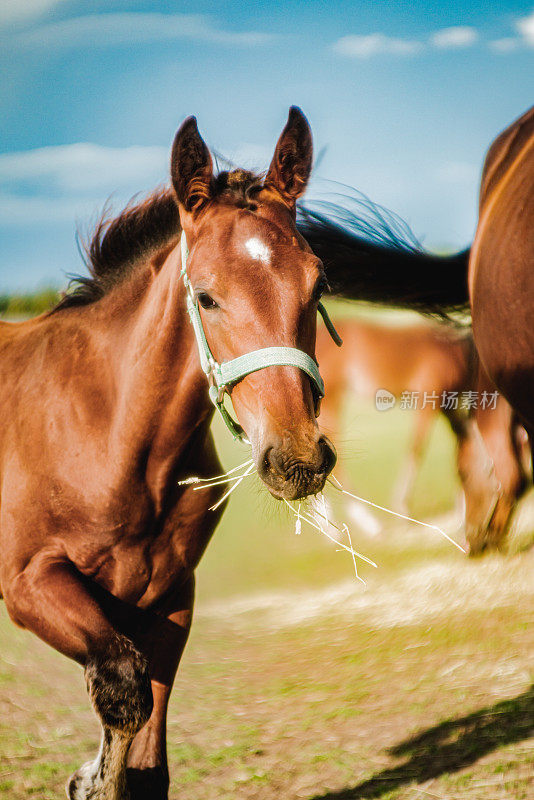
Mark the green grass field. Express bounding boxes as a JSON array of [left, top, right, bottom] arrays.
[[0, 307, 533, 798]]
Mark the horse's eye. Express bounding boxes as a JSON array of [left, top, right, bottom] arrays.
[[197, 292, 218, 310]]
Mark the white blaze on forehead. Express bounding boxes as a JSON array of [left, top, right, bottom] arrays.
[[244, 237, 271, 265]]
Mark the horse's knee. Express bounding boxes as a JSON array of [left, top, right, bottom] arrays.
[[85, 634, 153, 734]]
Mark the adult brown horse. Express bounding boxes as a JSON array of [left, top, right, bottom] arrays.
[[0, 108, 336, 800], [316, 317, 529, 548], [469, 107, 534, 460], [297, 108, 534, 553]]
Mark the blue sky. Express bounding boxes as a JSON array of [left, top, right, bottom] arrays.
[[0, 0, 533, 290]]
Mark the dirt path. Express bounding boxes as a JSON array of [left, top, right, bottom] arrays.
[[0, 547, 532, 799], [198, 552, 534, 631]]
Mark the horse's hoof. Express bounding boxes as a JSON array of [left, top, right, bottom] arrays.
[[67, 762, 130, 800], [66, 761, 98, 800], [126, 766, 169, 800]]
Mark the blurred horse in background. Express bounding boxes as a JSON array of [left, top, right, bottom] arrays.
[[316, 317, 530, 550], [317, 319, 473, 516]]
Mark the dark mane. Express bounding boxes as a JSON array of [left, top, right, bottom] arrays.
[[54, 188, 180, 311], [297, 192, 470, 319], [298, 191, 423, 255], [53, 169, 263, 311], [212, 168, 264, 207]]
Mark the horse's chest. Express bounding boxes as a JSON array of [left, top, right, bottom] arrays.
[[70, 485, 218, 606]]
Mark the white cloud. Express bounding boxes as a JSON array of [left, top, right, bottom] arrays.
[[0, 140, 277, 226], [14, 12, 273, 49], [333, 33, 422, 59], [0, 0, 69, 26], [0, 143, 169, 195], [332, 26, 479, 59], [0, 143, 172, 225], [485, 10, 534, 54], [488, 37, 520, 53], [516, 10, 534, 45], [430, 26, 478, 49], [487, 9, 534, 54]]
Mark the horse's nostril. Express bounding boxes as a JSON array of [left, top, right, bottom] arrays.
[[259, 445, 288, 478], [318, 437, 337, 474], [262, 446, 274, 474], [259, 438, 335, 494]]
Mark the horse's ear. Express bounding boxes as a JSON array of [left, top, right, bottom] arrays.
[[266, 106, 313, 208], [171, 116, 213, 213]]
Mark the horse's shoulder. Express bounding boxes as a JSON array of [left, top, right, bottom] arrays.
[[479, 105, 534, 210]]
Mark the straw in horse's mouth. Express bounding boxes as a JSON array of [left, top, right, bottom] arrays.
[[178, 458, 255, 511], [178, 458, 466, 583], [283, 495, 376, 584]]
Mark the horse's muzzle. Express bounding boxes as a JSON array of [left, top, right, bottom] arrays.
[[258, 435, 337, 500]]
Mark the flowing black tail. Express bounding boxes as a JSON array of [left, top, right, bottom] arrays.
[[297, 197, 470, 317]]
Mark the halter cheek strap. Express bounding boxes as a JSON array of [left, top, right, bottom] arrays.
[[180, 231, 341, 441]]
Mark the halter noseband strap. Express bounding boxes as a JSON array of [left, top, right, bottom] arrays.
[[180, 231, 341, 441]]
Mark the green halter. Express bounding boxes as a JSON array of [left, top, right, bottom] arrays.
[[180, 231, 342, 441]]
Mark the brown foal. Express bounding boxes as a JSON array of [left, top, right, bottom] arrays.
[[0, 108, 335, 800], [317, 318, 529, 550]]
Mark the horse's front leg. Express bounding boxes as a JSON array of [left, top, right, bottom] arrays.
[[71, 635, 153, 800], [3, 552, 153, 800], [125, 578, 195, 800], [125, 447, 226, 800]]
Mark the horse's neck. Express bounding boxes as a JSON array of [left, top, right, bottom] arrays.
[[86, 243, 213, 496]]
